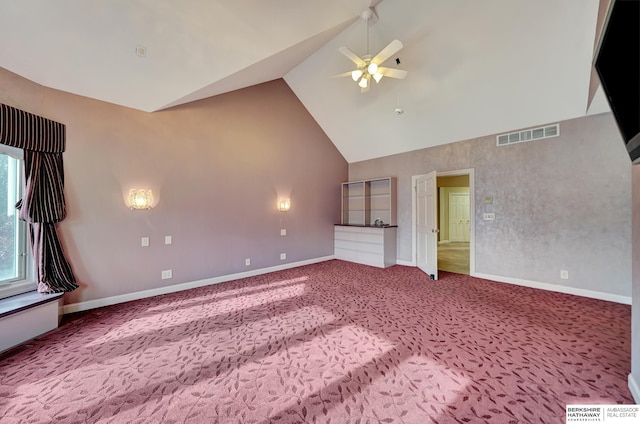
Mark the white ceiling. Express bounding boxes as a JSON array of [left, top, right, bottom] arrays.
[[0, 0, 611, 163]]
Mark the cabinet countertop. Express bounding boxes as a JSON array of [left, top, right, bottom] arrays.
[[335, 224, 398, 228]]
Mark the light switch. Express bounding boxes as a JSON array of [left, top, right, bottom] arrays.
[[280, 229, 286, 236], [141, 237, 149, 247], [165, 235, 172, 245], [483, 213, 495, 221]]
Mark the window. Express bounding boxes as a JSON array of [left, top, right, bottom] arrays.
[[0, 153, 23, 281], [0, 149, 33, 299]]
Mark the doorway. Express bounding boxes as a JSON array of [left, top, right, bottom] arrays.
[[412, 169, 475, 278], [437, 175, 470, 275]]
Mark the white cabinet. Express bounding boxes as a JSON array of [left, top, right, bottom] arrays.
[[334, 225, 397, 268], [341, 177, 396, 226]]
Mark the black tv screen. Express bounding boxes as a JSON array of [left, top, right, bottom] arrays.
[[594, 0, 640, 164]]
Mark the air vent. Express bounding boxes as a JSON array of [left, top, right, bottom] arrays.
[[496, 124, 560, 146]]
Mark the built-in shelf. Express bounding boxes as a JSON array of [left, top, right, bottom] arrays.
[[337, 177, 398, 268], [341, 177, 397, 226]]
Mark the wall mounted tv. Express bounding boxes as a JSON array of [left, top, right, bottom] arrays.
[[593, 0, 640, 164]]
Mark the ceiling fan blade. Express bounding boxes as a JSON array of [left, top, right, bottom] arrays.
[[339, 47, 366, 67], [331, 71, 354, 79], [377, 67, 407, 79], [371, 39, 403, 65]]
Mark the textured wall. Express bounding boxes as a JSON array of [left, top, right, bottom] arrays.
[[349, 112, 632, 297], [0, 68, 347, 305]]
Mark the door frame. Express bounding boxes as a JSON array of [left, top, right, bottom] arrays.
[[411, 168, 475, 275]]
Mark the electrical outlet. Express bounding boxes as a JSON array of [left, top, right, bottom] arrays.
[[280, 229, 286, 236], [161, 269, 172, 279], [141, 237, 149, 247], [245, 258, 250, 266], [280, 253, 286, 260], [560, 270, 569, 279]]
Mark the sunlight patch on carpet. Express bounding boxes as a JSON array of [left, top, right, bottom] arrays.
[[84, 282, 308, 347]]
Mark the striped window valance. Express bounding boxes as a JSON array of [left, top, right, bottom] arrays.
[[0, 102, 76, 293], [0, 103, 65, 153]]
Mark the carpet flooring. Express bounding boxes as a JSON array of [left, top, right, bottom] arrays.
[[0, 260, 633, 423]]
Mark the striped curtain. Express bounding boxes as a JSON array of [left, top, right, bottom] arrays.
[[0, 103, 77, 293]]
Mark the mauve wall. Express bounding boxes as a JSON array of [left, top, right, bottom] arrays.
[[349, 112, 632, 298], [0, 68, 347, 305]]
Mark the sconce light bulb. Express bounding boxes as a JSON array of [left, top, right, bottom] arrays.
[[278, 199, 291, 212], [129, 189, 153, 210]]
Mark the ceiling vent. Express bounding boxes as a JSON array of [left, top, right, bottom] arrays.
[[496, 123, 560, 146]]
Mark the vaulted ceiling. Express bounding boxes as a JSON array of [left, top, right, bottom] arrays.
[[0, 0, 611, 163]]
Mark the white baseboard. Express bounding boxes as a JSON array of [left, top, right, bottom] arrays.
[[629, 373, 640, 403], [63, 256, 335, 314], [473, 272, 632, 305], [63, 259, 631, 314]]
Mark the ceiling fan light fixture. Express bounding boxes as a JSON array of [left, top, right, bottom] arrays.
[[334, 7, 406, 92]]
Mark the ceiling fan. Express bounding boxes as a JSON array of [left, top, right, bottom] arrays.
[[334, 8, 407, 93]]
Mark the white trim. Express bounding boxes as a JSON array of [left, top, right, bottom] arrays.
[[396, 259, 414, 267], [0, 151, 31, 298], [0, 145, 24, 160], [63, 256, 335, 314], [0, 280, 37, 301], [629, 373, 640, 403], [472, 272, 632, 305]]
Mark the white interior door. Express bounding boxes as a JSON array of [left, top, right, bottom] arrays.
[[449, 192, 470, 242], [416, 171, 438, 280]]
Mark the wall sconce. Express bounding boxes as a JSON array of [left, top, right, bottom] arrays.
[[129, 189, 153, 210], [277, 198, 291, 212]]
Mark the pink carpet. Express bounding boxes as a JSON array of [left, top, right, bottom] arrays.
[[0, 260, 633, 423]]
